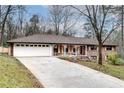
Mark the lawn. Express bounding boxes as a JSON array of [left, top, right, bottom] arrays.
[[0, 54, 43, 88], [59, 57, 124, 80]]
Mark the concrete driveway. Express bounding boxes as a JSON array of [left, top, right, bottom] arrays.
[[17, 57, 124, 88]]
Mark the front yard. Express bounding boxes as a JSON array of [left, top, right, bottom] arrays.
[[0, 54, 43, 88], [59, 57, 124, 80]]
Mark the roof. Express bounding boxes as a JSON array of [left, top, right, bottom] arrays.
[[7, 34, 117, 46]]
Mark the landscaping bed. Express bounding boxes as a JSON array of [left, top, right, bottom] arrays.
[[0, 54, 43, 88], [59, 57, 124, 80]]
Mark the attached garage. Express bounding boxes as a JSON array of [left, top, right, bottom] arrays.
[[13, 43, 53, 57], [7, 34, 118, 58]]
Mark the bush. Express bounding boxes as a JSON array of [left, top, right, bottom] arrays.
[[107, 52, 118, 65], [107, 52, 124, 65], [115, 58, 124, 65]]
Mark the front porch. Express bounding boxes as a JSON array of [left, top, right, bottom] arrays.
[[53, 44, 87, 56]]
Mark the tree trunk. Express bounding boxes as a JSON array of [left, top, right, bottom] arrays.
[[98, 41, 103, 65], [121, 5, 124, 47], [0, 5, 11, 47]]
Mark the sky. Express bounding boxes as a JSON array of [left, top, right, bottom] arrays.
[[25, 5, 85, 37], [26, 5, 49, 20]]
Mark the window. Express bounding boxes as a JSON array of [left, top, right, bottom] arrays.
[[30, 45, 33, 47], [66, 48, 68, 52], [42, 45, 45, 47], [38, 45, 41, 47], [34, 45, 37, 47], [73, 48, 75, 52], [21, 44, 24, 47], [16, 44, 20, 47], [106, 46, 112, 50], [26, 44, 29, 47], [46, 45, 49, 47], [91, 56, 97, 60], [90, 45, 97, 50]]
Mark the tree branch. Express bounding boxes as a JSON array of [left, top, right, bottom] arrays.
[[69, 5, 90, 19], [100, 5, 110, 34], [102, 24, 120, 43]]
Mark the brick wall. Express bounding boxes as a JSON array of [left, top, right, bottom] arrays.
[[86, 45, 117, 61]]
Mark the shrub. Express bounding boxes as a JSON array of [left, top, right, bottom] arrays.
[[115, 58, 124, 65], [107, 52, 119, 65]]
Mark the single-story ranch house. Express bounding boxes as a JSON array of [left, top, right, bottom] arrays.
[[7, 34, 118, 61]]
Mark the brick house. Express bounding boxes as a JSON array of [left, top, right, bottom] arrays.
[[7, 34, 117, 61]]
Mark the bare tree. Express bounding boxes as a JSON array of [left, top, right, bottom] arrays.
[[71, 5, 119, 65], [121, 5, 124, 47], [23, 22, 29, 36], [49, 5, 64, 35], [83, 22, 96, 38], [39, 16, 49, 33], [16, 5, 26, 36], [6, 16, 17, 40], [49, 5, 79, 36], [109, 5, 124, 58], [0, 5, 1, 28], [0, 5, 12, 47], [0, 5, 27, 48], [61, 7, 79, 36]]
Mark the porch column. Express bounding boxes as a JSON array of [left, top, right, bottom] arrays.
[[63, 45, 66, 56], [8, 43, 13, 56], [52, 44, 55, 56], [70, 45, 72, 55], [62, 45, 64, 54], [75, 45, 78, 56], [68, 45, 71, 55], [85, 45, 87, 55], [58, 45, 60, 53], [60, 45, 62, 55], [77, 45, 80, 55]]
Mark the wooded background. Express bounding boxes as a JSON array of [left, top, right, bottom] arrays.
[[0, 5, 124, 64]]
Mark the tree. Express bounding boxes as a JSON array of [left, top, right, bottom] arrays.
[[47, 29, 53, 34], [23, 15, 50, 36], [121, 5, 124, 47], [49, 5, 79, 36], [6, 16, 17, 40], [109, 6, 124, 58], [30, 14, 39, 33], [61, 7, 79, 36], [39, 16, 49, 33], [16, 5, 26, 36], [0, 5, 27, 48], [23, 22, 29, 36], [115, 5, 124, 47], [71, 5, 119, 65], [83, 23, 95, 38], [0, 5, 12, 47], [49, 5, 64, 35], [25, 14, 40, 36], [3, 16, 17, 47]]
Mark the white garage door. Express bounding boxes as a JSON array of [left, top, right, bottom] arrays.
[[13, 43, 53, 57]]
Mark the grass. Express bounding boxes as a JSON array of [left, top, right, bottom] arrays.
[[0, 54, 43, 88], [59, 57, 124, 80]]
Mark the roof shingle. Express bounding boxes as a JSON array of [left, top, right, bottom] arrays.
[[7, 34, 117, 46]]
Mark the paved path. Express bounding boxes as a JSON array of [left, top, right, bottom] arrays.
[[17, 57, 124, 88]]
